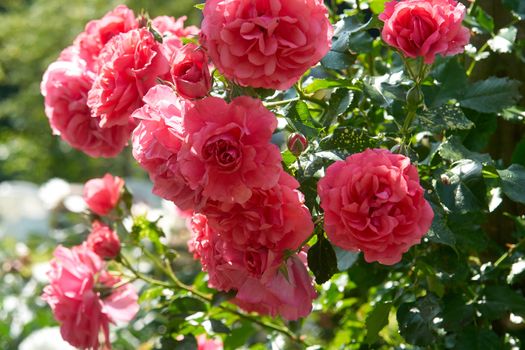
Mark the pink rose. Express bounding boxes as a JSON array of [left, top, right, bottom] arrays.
[[202, 171, 314, 252], [197, 334, 224, 350], [42, 244, 138, 349], [200, 0, 333, 90], [41, 50, 131, 158], [317, 149, 434, 265], [87, 221, 121, 259], [170, 43, 212, 99], [189, 214, 316, 320], [179, 96, 282, 205], [379, 0, 470, 64], [131, 85, 200, 211], [232, 252, 316, 320], [88, 28, 170, 128], [83, 173, 124, 216], [74, 5, 138, 71], [152, 16, 200, 38]]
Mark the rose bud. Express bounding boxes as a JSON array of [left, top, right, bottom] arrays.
[[287, 133, 308, 157], [170, 43, 211, 99], [83, 173, 124, 216], [87, 221, 121, 259]]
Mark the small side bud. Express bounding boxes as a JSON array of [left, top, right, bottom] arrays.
[[287, 133, 308, 157]]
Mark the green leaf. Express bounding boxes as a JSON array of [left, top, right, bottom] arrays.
[[333, 246, 359, 271], [224, 322, 255, 350], [321, 51, 353, 70], [438, 136, 492, 164], [473, 7, 494, 33], [194, 3, 205, 10], [479, 285, 525, 319], [304, 79, 356, 94], [459, 77, 522, 114], [370, 0, 388, 14], [131, 216, 166, 255], [418, 105, 474, 133], [168, 297, 208, 316], [397, 294, 442, 347], [365, 302, 392, 344], [203, 319, 231, 334], [426, 203, 456, 248], [512, 138, 525, 166], [501, 106, 525, 123], [307, 234, 338, 284], [488, 26, 517, 53], [284, 100, 319, 138], [139, 286, 165, 303], [426, 58, 467, 107], [502, 0, 525, 19], [455, 328, 502, 350], [497, 164, 525, 204], [281, 150, 297, 168], [325, 88, 353, 126], [319, 127, 376, 155]]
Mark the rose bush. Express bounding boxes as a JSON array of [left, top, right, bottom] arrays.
[[32, 0, 525, 349]]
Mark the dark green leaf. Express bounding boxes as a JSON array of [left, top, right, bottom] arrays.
[[502, 0, 525, 19], [307, 234, 338, 284], [442, 294, 475, 331], [512, 138, 525, 166], [397, 294, 442, 347], [479, 285, 525, 319], [284, 101, 319, 138], [439, 136, 492, 164], [418, 105, 474, 133], [426, 203, 456, 248], [497, 164, 525, 204], [319, 127, 376, 155], [455, 328, 502, 350], [459, 77, 521, 113], [334, 246, 359, 271], [170, 334, 198, 350], [203, 319, 231, 334], [211, 291, 235, 306], [365, 302, 392, 344], [224, 322, 255, 350], [426, 58, 467, 107], [325, 88, 353, 126], [321, 51, 353, 70], [168, 297, 208, 315]]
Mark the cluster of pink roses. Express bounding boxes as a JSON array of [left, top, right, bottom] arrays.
[[43, 174, 138, 349]]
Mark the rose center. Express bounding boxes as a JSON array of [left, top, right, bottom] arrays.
[[203, 134, 242, 172]]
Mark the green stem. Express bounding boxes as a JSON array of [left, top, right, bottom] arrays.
[[264, 97, 300, 108], [467, 42, 488, 77], [494, 236, 525, 267], [294, 83, 328, 108]]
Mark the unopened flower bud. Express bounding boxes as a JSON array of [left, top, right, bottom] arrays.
[[287, 133, 308, 156], [406, 86, 423, 108]]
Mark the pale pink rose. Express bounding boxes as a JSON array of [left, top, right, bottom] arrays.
[[87, 221, 121, 259], [88, 28, 171, 128], [74, 5, 138, 71], [197, 334, 224, 350], [379, 0, 470, 64], [170, 43, 212, 99], [41, 50, 131, 158], [179, 96, 282, 205], [232, 252, 317, 320], [42, 244, 139, 349], [152, 15, 200, 38], [202, 171, 314, 251], [200, 0, 333, 90], [83, 173, 124, 216], [131, 85, 200, 211], [317, 149, 434, 265]]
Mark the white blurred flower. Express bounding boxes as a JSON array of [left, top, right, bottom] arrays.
[[38, 178, 71, 210], [19, 327, 75, 350]]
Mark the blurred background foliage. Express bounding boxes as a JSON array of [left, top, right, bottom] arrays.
[[0, 0, 199, 183]]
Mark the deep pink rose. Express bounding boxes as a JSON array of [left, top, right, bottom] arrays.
[[74, 5, 138, 71], [88, 28, 171, 128], [87, 221, 121, 259], [131, 85, 200, 211], [202, 171, 314, 252], [152, 16, 200, 38], [179, 96, 282, 205], [232, 252, 317, 320], [200, 0, 333, 90], [189, 214, 316, 320], [170, 43, 212, 99], [42, 244, 139, 349], [83, 173, 124, 216], [41, 50, 131, 158], [197, 334, 224, 350], [317, 149, 434, 265], [379, 0, 470, 64]]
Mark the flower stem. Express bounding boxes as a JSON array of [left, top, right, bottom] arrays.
[[264, 97, 300, 108]]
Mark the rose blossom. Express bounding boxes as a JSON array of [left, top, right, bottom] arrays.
[[87, 221, 121, 259], [88, 28, 171, 128], [74, 5, 138, 71], [179, 96, 282, 205], [197, 334, 224, 350], [42, 244, 139, 349], [152, 16, 200, 38], [189, 214, 316, 320], [41, 49, 131, 158], [202, 171, 314, 251], [379, 0, 470, 64], [200, 0, 333, 90], [317, 148, 434, 265], [131, 85, 199, 211], [170, 43, 212, 99], [83, 173, 124, 216]]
